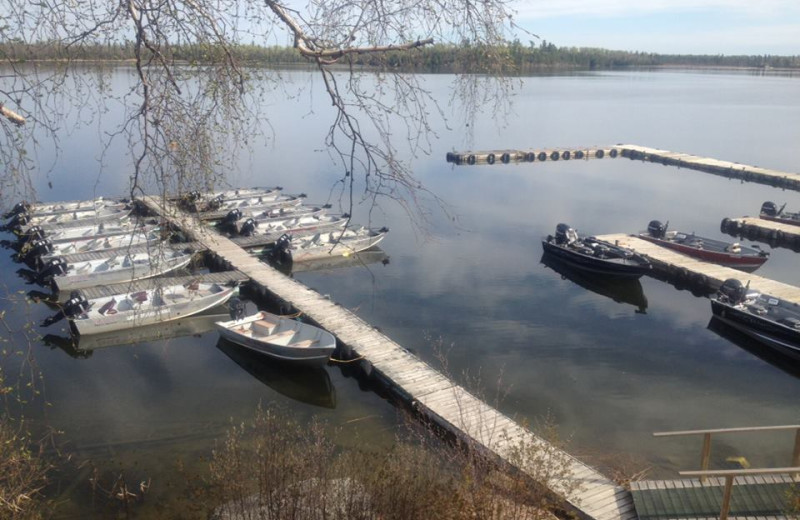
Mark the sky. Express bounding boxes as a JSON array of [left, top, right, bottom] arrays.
[[511, 0, 800, 55]]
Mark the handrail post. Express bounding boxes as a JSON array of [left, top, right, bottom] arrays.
[[719, 475, 734, 520], [793, 428, 800, 479], [700, 433, 712, 483]]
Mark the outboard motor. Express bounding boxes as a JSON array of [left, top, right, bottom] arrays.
[[221, 208, 242, 228], [19, 225, 46, 244], [228, 297, 246, 321], [41, 291, 90, 327], [266, 233, 293, 266], [554, 223, 578, 245], [718, 278, 746, 304], [37, 257, 69, 285], [647, 220, 667, 238], [3, 201, 31, 219], [7, 211, 31, 231], [240, 218, 258, 237], [206, 195, 224, 211], [760, 201, 779, 217], [18, 238, 54, 263]]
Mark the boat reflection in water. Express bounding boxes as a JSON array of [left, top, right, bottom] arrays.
[[540, 252, 649, 314], [42, 311, 229, 357], [707, 316, 800, 379], [216, 338, 336, 409]]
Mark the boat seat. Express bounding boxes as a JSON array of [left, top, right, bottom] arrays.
[[260, 329, 295, 342], [251, 319, 277, 334], [288, 339, 319, 348]]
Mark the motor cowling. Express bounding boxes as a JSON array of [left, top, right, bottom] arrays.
[[760, 201, 778, 216], [19, 225, 46, 244], [38, 257, 69, 284], [207, 195, 224, 211], [4, 201, 31, 219], [718, 278, 746, 303], [8, 211, 30, 230], [63, 291, 90, 319], [554, 223, 578, 245], [222, 209, 242, 227], [267, 233, 293, 266], [240, 218, 258, 237], [228, 297, 245, 321], [21, 238, 54, 261], [647, 220, 667, 238]]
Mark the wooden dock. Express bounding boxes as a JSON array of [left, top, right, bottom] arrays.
[[139, 195, 636, 520], [446, 144, 800, 192], [596, 234, 800, 301], [721, 217, 800, 251]]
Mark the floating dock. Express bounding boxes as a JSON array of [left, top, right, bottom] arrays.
[[597, 234, 800, 301], [721, 217, 800, 252], [139, 195, 636, 520], [446, 144, 800, 192]]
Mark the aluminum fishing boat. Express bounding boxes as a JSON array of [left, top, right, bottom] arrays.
[[760, 201, 800, 227]]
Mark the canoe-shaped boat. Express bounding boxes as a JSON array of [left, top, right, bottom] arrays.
[[40, 247, 194, 292], [639, 220, 768, 272], [258, 227, 388, 264], [178, 186, 283, 211], [61, 281, 237, 335], [542, 223, 652, 278], [237, 213, 349, 238], [216, 309, 336, 366], [14, 206, 133, 232], [4, 197, 126, 220], [710, 278, 800, 361], [22, 227, 163, 263], [760, 201, 800, 227], [198, 195, 305, 221]]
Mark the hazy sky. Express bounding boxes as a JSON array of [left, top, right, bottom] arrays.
[[512, 0, 800, 55]]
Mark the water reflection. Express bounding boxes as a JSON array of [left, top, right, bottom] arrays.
[[269, 247, 389, 276], [707, 316, 800, 379], [540, 252, 648, 313], [41, 311, 229, 355], [216, 338, 337, 409]]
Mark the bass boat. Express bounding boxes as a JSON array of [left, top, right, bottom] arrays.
[[710, 278, 800, 361], [639, 220, 768, 271], [542, 223, 651, 278], [760, 201, 800, 227]]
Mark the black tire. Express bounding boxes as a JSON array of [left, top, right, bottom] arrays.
[[525, 152, 536, 162], [610, 149, 618, 158], [538, 152, 547, 161], [550, 151, 560, 161], [575, 150, 584, 159], [562, 150, 571, 160], [467, 155, 476, 165], [501, 153, 511, 164], [595, 150, 605, 159], [487, 153, 496, 164]]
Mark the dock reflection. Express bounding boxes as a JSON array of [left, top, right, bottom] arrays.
[[541, 252, 648, 313], [42, 311, 229, 356], [273, 247, 389, 276], [216, 338, 337, 409], [707, 316, 800, 379]]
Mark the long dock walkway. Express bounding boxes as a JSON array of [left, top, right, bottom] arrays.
[[596, 234, 800, 301], [445, 144, 800, 191], [139, 195, 636, 520]]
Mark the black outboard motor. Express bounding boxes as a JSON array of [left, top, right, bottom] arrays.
[[554, 223, 578, 245], [42, 291, 90, 327], [18, 238, 54, 263], [221, 208, 242, 228], [760, 201, 779, 217], [3, 201, 31, 219], [266, 233, 293, 266], [7, 211, 31, 231], [19, 225, 46, 244], [37, 257, 69, 285], [228, 297, 246, 321], [240, 218, 258, 237], [647, 220, 667, 238], [207, 195, 224, 211], [718, 278, 746, 304]]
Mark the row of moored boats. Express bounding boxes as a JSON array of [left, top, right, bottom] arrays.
[[541, 201, 800, 362], [1, 187, 390, 365]]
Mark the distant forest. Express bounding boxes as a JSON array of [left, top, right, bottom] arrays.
[[3, 40, 799, 72]]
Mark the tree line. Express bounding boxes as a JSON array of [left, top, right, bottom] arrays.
[[3, 40, 799, 71]]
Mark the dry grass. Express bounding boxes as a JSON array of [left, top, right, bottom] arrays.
[[0, 418, 50, 519]]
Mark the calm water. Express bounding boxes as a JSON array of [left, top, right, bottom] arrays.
[[2, 68, 800, 515]]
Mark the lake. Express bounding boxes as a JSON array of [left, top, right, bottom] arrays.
[[2, 67, 799, 516]]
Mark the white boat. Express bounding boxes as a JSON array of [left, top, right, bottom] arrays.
[[18, 217, 144, 243], [216, 310, 336, 366], [16, 206, 133, 232], [279, 227, 388, 263], [62, 282, 237, 335], [178, 186, 283, 210], [4, 197, 125, 220], [238, 213, 349, 238], [41, 248, 194, 292], [27, 227, 164, 262]]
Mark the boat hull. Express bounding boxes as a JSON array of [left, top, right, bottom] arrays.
[[710, 299, 800, 361], [541, 240, 651, 278], [217, 328, 334, 366], [53, 252, 193, 292]]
